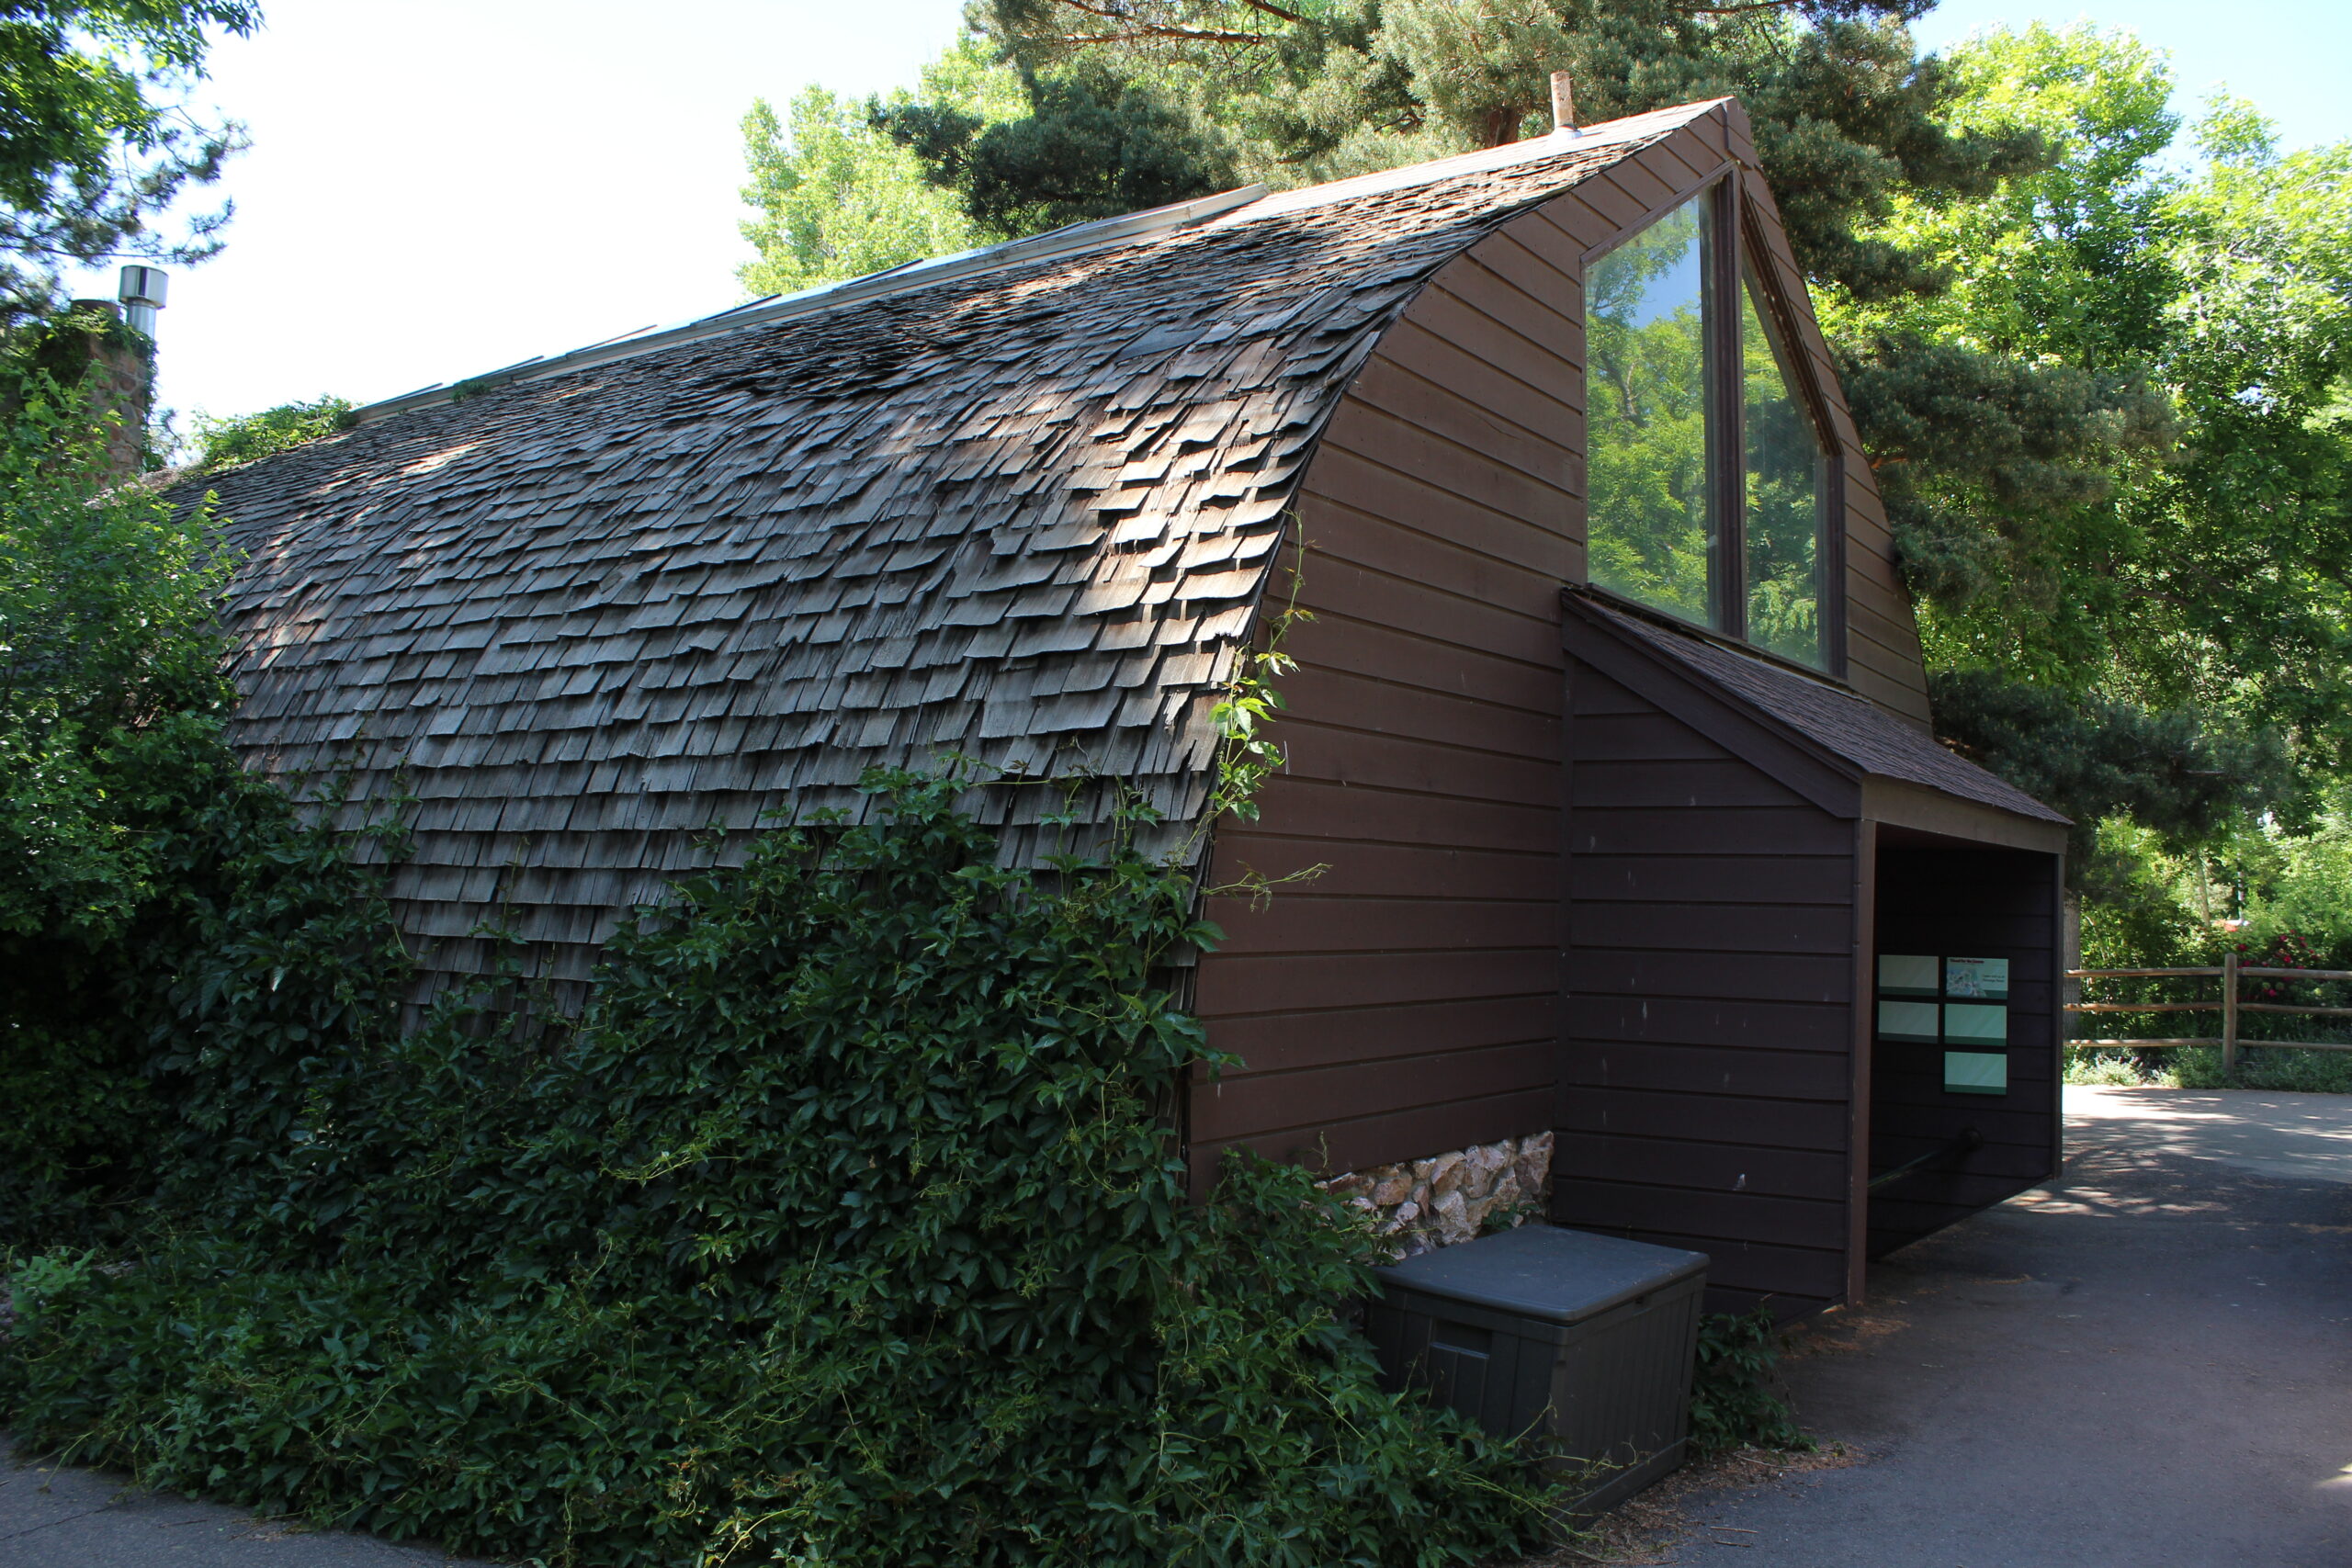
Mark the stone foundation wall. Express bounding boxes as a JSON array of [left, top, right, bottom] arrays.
[[1318, 1132, 1553, 1259]]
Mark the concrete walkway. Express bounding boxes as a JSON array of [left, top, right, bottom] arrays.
[[1674, 1086, 2352, 1567], [0, 1437, 495, 1567]]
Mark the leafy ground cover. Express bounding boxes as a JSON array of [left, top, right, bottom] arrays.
[[1690, 1310, 1810, 1459], [2065, 1046, 2352, 1094], [2, 764, 1561, 1568]]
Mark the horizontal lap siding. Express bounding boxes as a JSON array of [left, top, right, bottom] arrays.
[[1189, 109, 1921, 1325], [1189, 180, 1597, 1189], [1840, 477, 1928, 723], [1558, 665, 1856, 1314], [1868, 844, 2062, 1256]]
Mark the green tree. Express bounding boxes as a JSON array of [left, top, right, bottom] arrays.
[[1839, 27, 2352, 805], [187, 392, 353, 469], [967, 2, 2046, 299], [1829, 26, 2213, 672], [2145, 109, 2352, 756], [0, 386, 228, 945], [876, 60, 1238, 237], [750, 3, 2055, 311], [1928, 668, 2294, 867], [0, 1, 259, 323], [739, 38, 1026, 294], [0, 362, 405, 1237]]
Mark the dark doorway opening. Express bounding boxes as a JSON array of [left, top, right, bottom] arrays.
[[1867, 834, 2064, 1258]]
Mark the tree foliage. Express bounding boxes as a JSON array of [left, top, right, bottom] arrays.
[[960, 1, 2044, 295], [1929, 667, 2295, 870], [187, 392, 354, 470], [0, 1, 257, 323], [0, 368, 408, 1237], [739, 39, 1026, 295], [0, 381, 226, 946], [878, 61, 1238, 237], [1690, 1307, 1809, 1457], [1822, 23, 2352, 889], [1835, 28, 2352, 716], [2145, 113, 2352, 754]]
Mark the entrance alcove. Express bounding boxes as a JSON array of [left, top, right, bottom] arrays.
[[1866, 834, 2065, 1258], [1554, 594, 2071, 1316]]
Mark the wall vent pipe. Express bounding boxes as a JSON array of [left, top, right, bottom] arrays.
[[118, 265, 167, 337]]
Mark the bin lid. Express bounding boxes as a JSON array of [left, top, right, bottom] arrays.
[[1371, 1224, 1709, 1326]]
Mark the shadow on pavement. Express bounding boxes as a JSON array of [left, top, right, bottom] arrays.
[[1655, 1086, 2352, 1566]]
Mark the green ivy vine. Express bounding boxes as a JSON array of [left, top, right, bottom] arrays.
[[4, 709, 1554, 1562]]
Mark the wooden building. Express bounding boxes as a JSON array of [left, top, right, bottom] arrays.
[[203, 96, 2066, 1315]]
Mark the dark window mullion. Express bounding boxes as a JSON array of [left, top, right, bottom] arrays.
[[1708, 175, 1747, 640]]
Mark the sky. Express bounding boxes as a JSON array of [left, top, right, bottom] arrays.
[[77, 0, 2352, 429]]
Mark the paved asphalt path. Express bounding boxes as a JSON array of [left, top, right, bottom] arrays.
[[0, 1438, 495, 1566], [1673, 1085, 2352, 1567], [5, 1085, 2346, 1564]]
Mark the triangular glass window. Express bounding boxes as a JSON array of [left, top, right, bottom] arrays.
[[1740, 267, 1829, 670]]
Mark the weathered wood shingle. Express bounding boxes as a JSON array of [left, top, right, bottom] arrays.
[[198, 107, 1704, 1002]]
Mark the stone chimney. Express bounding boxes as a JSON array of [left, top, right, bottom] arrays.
[[34, 299, 153, 479]]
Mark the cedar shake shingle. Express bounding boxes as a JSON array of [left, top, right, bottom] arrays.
[[192, 107, 1717, 1006]]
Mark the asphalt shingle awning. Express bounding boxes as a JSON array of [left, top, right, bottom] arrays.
[[1572, 594, 2068, 829]]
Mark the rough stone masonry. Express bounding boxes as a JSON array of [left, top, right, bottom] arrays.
[[1317, 1133, 1555, 1259]]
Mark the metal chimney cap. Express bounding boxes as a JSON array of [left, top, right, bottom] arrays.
[[118, 265, 168, 309]]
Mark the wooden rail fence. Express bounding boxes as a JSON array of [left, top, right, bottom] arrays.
[[2066, 953, 2352, 1076]]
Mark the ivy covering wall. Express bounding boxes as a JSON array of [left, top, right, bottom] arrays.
[[0, 393, 1556, 1563], [7, 766, 1561, 1565]]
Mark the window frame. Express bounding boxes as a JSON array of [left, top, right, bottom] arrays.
[[1578, 167, 1847, 679]]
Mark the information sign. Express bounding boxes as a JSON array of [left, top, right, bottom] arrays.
[[1944, 957, 2009, 1000]]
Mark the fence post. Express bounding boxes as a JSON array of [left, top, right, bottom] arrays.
[[2222, 950, 2240, 1080]]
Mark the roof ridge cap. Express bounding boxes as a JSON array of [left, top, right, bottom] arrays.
[[351, 96, 1735, 432], [1209, 97, 1729, 230]]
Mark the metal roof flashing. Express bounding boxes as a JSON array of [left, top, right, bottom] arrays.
[[352, 99, 1729, 427]]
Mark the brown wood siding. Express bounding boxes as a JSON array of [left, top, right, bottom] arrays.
[[1187, 106, 1953, 1322], [1866, 841, 2064, 1257], [1187, 141, 1611, 1186], [1556, 662, 1857, 1315]]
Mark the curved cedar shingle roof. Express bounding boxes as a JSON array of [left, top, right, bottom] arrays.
[[200, 104, 1713, 997]]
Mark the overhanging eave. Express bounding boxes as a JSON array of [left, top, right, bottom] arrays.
[[1562, 590, 2069, 851]]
